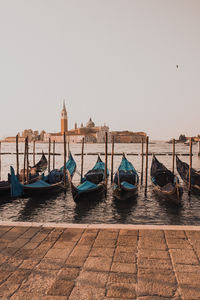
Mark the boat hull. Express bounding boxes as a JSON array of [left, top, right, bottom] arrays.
[[152, 183, 183, 204], [113, 185, 138, 201], [71, 181, 106, 202]]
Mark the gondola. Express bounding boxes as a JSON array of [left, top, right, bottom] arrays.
[[151, 155, 183, 203], [176, 155, 200, 194], [69, 155, 108, 202], [10, 152, 76, 197], [113, 153, 139, 201], [0, 152, 48, 196]]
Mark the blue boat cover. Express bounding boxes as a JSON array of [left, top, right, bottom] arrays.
[[10, 167, 24, 197], [60, 152, 76, 176], [118, 156, 137, 173], [114, 156, 139, 186], [77, 180, 98, 194], [26, 180, 51, 188], [121, 181, 136, 189]]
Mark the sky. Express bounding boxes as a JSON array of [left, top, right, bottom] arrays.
[[0, 0, 199, 140]]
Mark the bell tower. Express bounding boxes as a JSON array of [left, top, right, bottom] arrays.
[[61, 100, 68, 134]]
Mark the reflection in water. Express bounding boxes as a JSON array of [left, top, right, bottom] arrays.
[[73, 193, 105, 223], [112, 197, 137, 223]]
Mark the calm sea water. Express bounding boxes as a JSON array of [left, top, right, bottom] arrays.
[[0, 141, 200, 225]]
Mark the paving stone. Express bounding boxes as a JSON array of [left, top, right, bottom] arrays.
[[138, 249, 169, 259], [83, 257, 112, 272], [36, 258, 64, 270], [0, 281, 20, 297], [20, 227, 41, 239], [138, 237, 167, 250], [115, 245, 138, 253], [7, 269, 31, 284], [108, 272, 136, 284], [174, 263, 200, 273], [137, 269, 177, 297], [166, 238, 192, 249], [0, 257, 23, 272], [7, 238, 29, 249], [47, 279, 74, 296], [165, 230, 185, 239], [179, 285, 200, 299], [139, 230, 164, 238], [70, 245, 91, 257], [93, 239, 116, 248], [138, 257, 172, 270], [14, 248, 33, 260], [169, 249, 199, 265], [22, 241, 40, 250], [78, 236, 96, 246], [65, 256, 86, 268], [30, 233, 48, 243], [19, 259, 40, 270], [117, 235, 138, 246], [113, 252, 136, 263], [19, 270, 58, 294], [59, 230, 83, 242], [106, 283, 136, 298], [176, 271, 200, 286], [89, 247, 115, 257], [111, 262, 136, 273], [52, 240, 75, 249], [57, 267, 80, 280], [97, 230, 118, 240], [76, 270, 108, 288], [119, 229, 138, 236], [45, 248, 71, 260], [68, 285, 105, 300], [0, 271, 11, 284]]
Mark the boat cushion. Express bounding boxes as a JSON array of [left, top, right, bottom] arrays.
[[26, 180, 51, 187], [121, 181, 136, 189], [77, 180, 98, 194]]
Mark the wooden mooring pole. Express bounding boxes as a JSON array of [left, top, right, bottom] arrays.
[[26, 138, 29, 184], [67, 136, 70, 158], [53, 141, 55, 170], [105, 132, 108, 186], [145, 136, 149, 193], [141, 138, 144, 184], [16, 135, 19, 177], [63, 133, 67, 191], [0, 141, 1, 181], [33, 140, 36, 166], [198, 138, 200, 157], [23, 137, 27, 184], [111, 135, 114, 184], [80, 138, 85, 182], [48, 138, 51, 173], [189, 137, 192, 193], [172, 138, 175, 174]]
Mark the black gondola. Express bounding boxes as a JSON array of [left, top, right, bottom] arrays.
[[69, 155, 108, 202], [176, 155, 200, 194], [0, 153, 48, 197], [113, 154, 139, 201], [151, 155, 183, 203], [10, 153, 76, 197]]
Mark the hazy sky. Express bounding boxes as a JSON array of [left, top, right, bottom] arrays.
[[0, 0, 199, 140]]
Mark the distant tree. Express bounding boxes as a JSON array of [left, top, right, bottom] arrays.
[[179, 134, 187, 142]]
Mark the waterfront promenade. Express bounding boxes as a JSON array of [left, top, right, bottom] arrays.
[[0, 222, 200, 299]]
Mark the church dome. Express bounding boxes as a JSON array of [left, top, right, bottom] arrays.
[[86, 118, 95, 128]]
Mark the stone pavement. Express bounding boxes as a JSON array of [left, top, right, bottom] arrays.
[[0, 223, 200, 299]]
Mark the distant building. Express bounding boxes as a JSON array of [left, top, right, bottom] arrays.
[[44, 101, 110, 143], [111, 131, 146, 143], [2, 101, 147, 143]]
